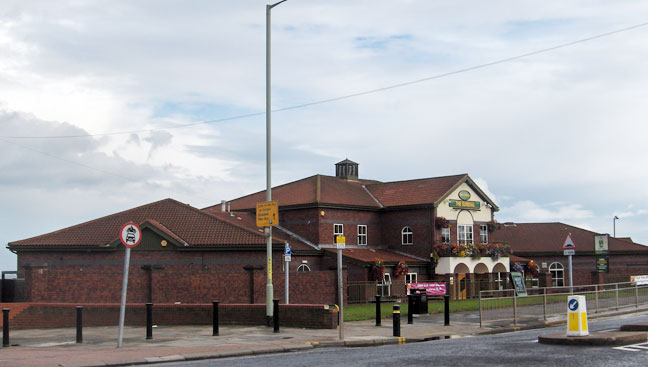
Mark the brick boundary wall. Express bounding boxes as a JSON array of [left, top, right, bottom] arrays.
[[0, 303, 338, 330]]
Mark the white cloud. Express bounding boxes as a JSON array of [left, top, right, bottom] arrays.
[[501, 200, 593, 223], [3, 1, 648, 270]]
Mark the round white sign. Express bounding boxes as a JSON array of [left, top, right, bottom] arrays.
[[120, 222, 142, 248]]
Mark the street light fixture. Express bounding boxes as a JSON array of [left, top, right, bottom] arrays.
[[265, 0, 287, 326], [613, 216, 619, 238]]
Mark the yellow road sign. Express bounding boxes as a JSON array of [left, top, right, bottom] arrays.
[[256, 201, 279, 227]]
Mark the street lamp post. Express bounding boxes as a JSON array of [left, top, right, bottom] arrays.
[[266, 0, 287, 326], [613, 216, 619, 238]]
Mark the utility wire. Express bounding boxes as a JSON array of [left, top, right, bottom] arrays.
[[2, 20, 648, 140], [0, 138, 221, 204], [0, 138, 136, 182]]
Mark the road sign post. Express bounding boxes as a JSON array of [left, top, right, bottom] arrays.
[[256, 201, 279, 325], [117, 222, 141, 348], [335, 235, 345, 340], [563, 234, 576, 295], [284, 243, 291, 304]]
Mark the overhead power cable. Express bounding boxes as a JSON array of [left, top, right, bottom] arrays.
[[2, 20, 648, 140]]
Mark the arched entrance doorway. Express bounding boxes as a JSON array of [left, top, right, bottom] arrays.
[[473, 263, 489, 294], [453, 263, 470, 299], [492, 263, 508, 290]]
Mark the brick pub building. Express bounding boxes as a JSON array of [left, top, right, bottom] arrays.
[[6, 160, 647, 305]]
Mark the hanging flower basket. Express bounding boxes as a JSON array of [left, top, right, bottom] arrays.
[[392, 261, 409, 277], [435, 216, 451, 229], [369, 259, 385, 281], [487, 219, 500, 232]]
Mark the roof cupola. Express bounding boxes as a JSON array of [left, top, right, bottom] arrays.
[[335, 159, 359, 180]]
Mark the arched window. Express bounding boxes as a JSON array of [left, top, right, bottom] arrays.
[[402, 226, 413, 245], [549, 262, 564, 287], [297, 264, 311, 272]]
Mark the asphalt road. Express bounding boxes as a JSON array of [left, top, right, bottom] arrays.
[[157, 313, 648, 367]]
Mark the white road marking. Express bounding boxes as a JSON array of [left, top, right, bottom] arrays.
[[613, 342, 648, 352]]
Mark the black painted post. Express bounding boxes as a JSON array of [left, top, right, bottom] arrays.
[[444, 294, 450, 326], [392, 305, 400, 337], [146, 303, 153, 340], [2, 308, 9, 347], [76, 306, 83, 343], [273, 299, 280, 333], [407, 295, 414, 324], [375, 295, 381, 326], [212, 300, 219, 336]]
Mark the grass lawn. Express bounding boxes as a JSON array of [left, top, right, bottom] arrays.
[[344, 298, 480, 322]]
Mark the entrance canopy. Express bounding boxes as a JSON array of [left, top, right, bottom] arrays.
[[436, 256, 510, 274]]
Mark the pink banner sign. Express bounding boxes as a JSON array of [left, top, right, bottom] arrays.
[[407, 282, 446, 296]]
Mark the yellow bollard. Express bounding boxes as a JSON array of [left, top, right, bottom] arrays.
[[566, 295, 589, 336]]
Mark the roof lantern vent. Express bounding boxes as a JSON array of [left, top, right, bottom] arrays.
[[335, 158, 359, 180]]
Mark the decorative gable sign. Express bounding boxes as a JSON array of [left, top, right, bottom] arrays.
[[449, 199, 481, 210]]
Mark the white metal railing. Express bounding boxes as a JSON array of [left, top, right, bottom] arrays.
[[479, 281, 648, 327]]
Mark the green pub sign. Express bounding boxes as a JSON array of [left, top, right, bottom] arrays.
[[596, 256, 609, 273], [449, 200, 481, 210]]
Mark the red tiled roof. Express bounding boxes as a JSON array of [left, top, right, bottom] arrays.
[[9, 199, 283, 248], [365, 174, 466, 207], [510, 255, 533, 263], [205, 210, 316, 251], [323, 248, 426, 264], [219, 175, 383, 211], [220, 173, 470, 211], [491, 223, 648, 254]]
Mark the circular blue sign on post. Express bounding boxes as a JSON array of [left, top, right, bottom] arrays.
[[568, 299, 579, 311]]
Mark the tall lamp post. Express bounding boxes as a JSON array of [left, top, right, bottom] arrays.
[[613, 216, 619, 238], [266, 0, 287, 326]]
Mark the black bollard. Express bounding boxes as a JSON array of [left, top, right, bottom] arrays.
[[375, 295, 381, 326], [2, 308, 9, 347], [146, 303, 153, 340], [444, 294, 450, 326], [212, 300, 219, 336], [273, 299, 280, 333], [76, 306, 83, 344], [407, 294, 414, 324], [392, 305, 401, 337]]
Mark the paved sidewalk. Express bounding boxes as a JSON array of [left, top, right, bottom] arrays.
[[1, 309, 645, 367]]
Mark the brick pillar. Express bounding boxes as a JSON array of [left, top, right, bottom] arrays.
[[591, 271, 604, 285], [243, 265, 263, 304], [538, 269, 552, 289], [445, 274, 455, 300], [468, 273, 476, 298], [488, 273, 495, 291], [23, 266, 33, 302], [23, 263, 48, 302]]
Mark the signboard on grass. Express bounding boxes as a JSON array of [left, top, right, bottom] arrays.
[[510, 272, 527, 296], [407, 282, 446, 296]]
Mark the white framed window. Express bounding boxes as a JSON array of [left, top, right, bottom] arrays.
[[297, 264, 311, 272], [357, 225, 367, 245], [402, 226, 413, 245], [480, 224, 488, 244], [457, 225, 473, 244], [334, 223, 344, 242], [441, 227, 450, 244], [406, 272, 418, 284], [549, 262, 564, 287]]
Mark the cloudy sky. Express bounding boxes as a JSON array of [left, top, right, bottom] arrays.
[[2, 1, 648, 271]]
